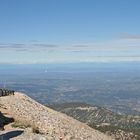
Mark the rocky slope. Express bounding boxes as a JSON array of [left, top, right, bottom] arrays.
[[0, 92, 114, 140]]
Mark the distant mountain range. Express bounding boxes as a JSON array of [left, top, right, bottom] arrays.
[[50, 102, 140, 140]]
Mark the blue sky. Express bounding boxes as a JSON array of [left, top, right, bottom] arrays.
[[0, 0, 140, 64]]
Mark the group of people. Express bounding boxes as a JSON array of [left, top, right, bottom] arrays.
[[0, 89, 15, 97]]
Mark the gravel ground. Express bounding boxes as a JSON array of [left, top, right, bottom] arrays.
[[0, 92, 114, 140]]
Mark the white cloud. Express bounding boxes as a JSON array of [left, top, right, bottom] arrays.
[[0, 39, 140, 64]]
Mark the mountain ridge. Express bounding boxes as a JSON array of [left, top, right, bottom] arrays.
[[50, 102, 140, 140]]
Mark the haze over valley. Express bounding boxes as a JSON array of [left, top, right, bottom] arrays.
[[0, 62, 140, 115]]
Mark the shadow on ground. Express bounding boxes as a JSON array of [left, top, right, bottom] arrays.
[[0, 112, 23, 140], [0, 130, 24, 140], [0, 111, 14, 130]]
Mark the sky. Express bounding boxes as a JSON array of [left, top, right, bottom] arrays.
[[0, 0, 140, 64]]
